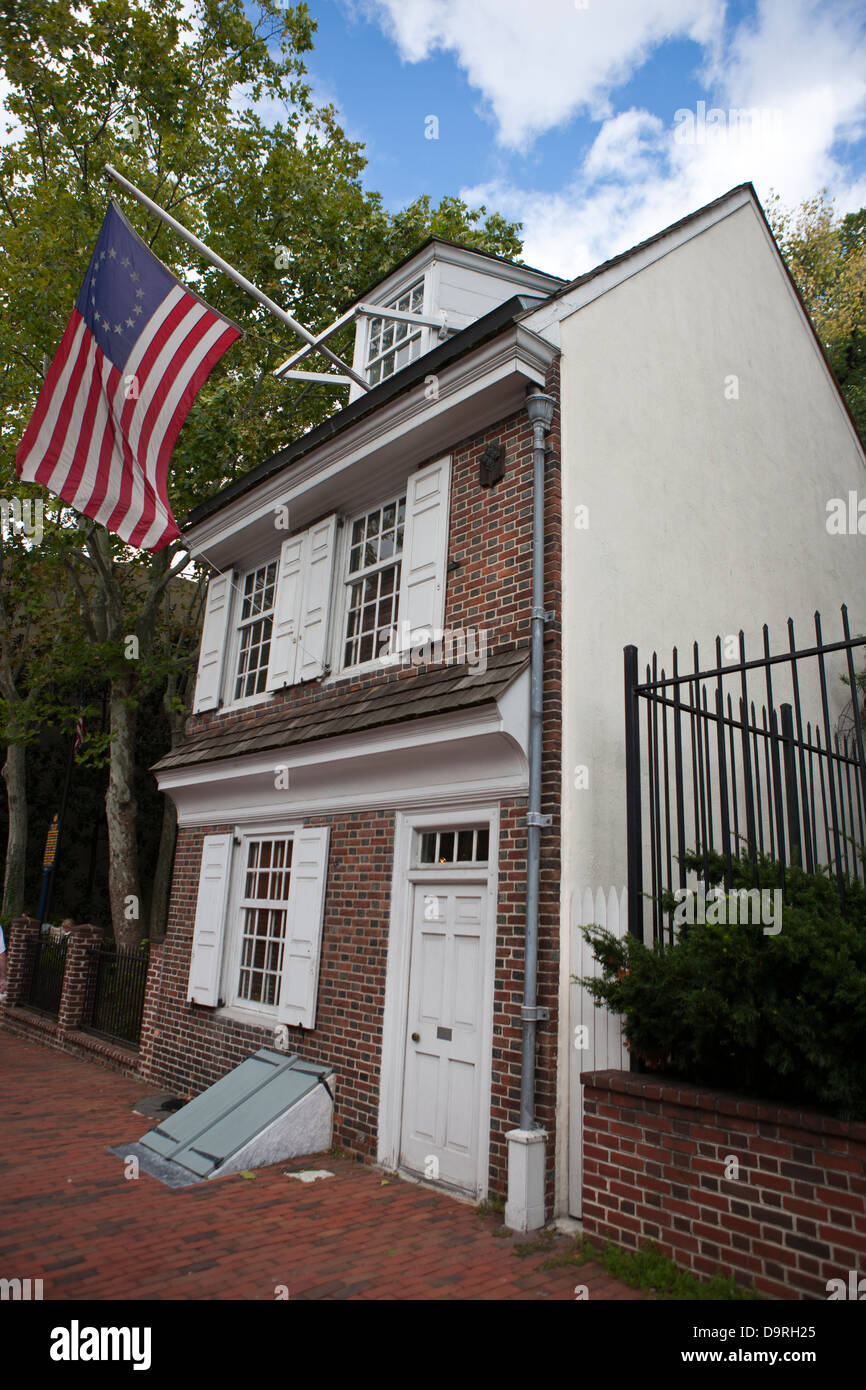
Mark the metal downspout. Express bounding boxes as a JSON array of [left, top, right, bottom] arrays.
[[521, 386, 555, 1131]]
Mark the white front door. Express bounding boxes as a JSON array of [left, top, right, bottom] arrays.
[[399, 879, 488, 1192]]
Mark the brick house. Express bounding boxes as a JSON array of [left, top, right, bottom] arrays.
[[141, 182, 866, 1229]]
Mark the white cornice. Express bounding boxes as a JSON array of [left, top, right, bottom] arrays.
[[364, 241, 562, 312], [157, 672, 530, 827], [186, 325, 556, 563]]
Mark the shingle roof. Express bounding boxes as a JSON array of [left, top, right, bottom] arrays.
[[153, 645, 529, 773]]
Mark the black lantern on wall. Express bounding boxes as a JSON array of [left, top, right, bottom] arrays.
[[479, 442, 504, 488]]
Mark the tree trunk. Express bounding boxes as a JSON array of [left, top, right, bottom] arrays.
[[1, 737, 27, 916], [106, 669, 143, 949]]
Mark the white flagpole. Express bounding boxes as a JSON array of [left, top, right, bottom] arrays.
[[103, 164, 370, 392]]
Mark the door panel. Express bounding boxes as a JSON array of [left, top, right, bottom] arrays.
[[400, 880, 488, 1192]]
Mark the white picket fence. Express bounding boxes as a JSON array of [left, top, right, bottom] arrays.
[[568, 885, 630, 1217]]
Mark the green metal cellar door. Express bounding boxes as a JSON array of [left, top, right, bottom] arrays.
[[138, 1049, 333, 1179]]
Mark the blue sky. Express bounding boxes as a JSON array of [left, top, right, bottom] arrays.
[[290, 0, 866, 277]]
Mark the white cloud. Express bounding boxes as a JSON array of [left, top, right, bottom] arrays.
[[362, 0, 724, 149], [427, 0, 866, 276], [583, 109, 667, 181]]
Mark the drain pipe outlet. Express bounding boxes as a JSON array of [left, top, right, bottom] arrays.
[[505, 384, 555, 1234]]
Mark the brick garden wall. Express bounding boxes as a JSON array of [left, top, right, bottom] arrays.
[[141, 362, 563, 1202], [581, 1069, 866, 1300], [0, 917, 142, 1079]]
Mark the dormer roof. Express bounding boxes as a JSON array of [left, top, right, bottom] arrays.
[[350, 235, 565, 310], [272, 237, 563, 397]]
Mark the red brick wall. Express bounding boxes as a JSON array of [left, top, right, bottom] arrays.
[[183, 371, 560, 741], [581, 1069, 866, 1300], [140, 810, 396, 1158], [141, 791, 555, 1193], [144, 361, 563, 1199], [1, 919, 142, 1078]]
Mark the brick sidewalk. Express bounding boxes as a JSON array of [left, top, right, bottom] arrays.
[[0, 1031, 640, 1301]]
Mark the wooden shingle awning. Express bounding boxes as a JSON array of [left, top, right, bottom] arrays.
[[153, 645, 529, 774]]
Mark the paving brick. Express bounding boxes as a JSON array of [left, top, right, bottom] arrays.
[[0, 1032, 635, 1302]]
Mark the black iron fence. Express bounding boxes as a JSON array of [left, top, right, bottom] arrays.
[[83, 940, 149, 1048], [26, 932, 68, 1016], [625, 604, 866, 944]]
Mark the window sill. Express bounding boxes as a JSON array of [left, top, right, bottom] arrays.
[[324, 652, 414, 686], [219, 690, 273, 716], [216, 1003, 279, 1031]]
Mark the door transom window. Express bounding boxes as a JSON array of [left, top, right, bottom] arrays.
[[416, 827, 490, 866]]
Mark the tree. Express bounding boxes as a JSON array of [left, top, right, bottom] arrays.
[[0, 0, 522, 940], [0, 512, 97, 917], [767, 190, 866, 441], [835, 207, 866, 443]]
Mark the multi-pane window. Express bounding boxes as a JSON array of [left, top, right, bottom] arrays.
[[366, 281, 425, 385], [234, 561, 277, 701], [236, 837, 293, 1007], [417, 827, 490, 865], [343, 494, 406, 668]]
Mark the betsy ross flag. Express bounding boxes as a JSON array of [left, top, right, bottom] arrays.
[[16, 201, 241, 551]]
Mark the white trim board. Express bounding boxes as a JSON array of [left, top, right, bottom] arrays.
[[156, 672, 530, 827]]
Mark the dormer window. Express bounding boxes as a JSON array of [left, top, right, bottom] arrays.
[[366, 281, 425, 385]]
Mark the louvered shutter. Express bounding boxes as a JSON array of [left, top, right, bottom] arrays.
[[187, 833, 233, 1005], [397, 456, 451, 650], [266, 534, 306, 691], [295, 515, 337, 682], [277, 826, 330, 1028], [193, 571, 235, 713]]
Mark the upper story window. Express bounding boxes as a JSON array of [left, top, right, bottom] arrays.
[[234, 560, 277, 701], [366, 281, 425, 385], [192, 456, 451, 715], [343, 494, 406, 668]]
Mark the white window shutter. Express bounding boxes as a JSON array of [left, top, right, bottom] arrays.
[[295, 515, 337, 683], [193, 571, 235, 713], [278, 826, 330, 1028], [266, 534, 306, 691], [397, 455, 451, 650], [187, 834, 233, 1005]]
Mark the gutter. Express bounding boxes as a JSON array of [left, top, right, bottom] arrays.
[[522, 386, 555, 1129], [505, 384, 555, 1232]]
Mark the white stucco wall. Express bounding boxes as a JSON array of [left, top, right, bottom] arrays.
[[560, 197, 866, 904], [555, 196, 866, 1212]]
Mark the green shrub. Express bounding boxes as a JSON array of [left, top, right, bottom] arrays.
[[580, 852, 866, 1118]]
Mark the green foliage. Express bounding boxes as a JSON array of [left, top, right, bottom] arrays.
[[578, 1238, 758, 1301], [0, 0, 523, 509], [834, 206, 866, 443], [767, 189, 866, 442], [0, 0, 522, 925], [580, 851, 866, 1118], [473, 1195, 505, 1218], [520, 1232, 758, 1298]]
